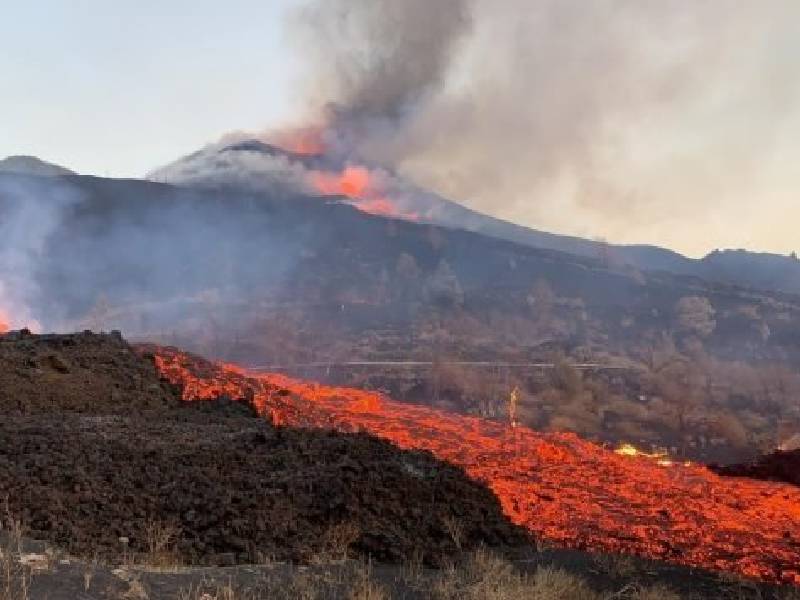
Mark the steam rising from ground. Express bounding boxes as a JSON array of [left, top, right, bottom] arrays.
[[288, 0, 800, 257], [0, 174, 307, 335], [0, 178, 80, 331]]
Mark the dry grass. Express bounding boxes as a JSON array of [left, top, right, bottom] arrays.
[[177, 580, 243, 600], [316, 521, 361, 563], [778, 588, 800, 600], [399, 547, 425, 587], [528, 565, 598, 600], [0, 504, 31, 600], [430, 548, 596, 600], [175, 562, 385, 600], [440, 514, 464, 551], [142, 520, 182, 569], [626, 583, 682, 600], [591, 552, 637, 579], [348, 561, 389, 600], [426, 549, 688, 600]]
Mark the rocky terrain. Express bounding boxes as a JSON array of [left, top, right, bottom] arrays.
[[152, 345, 800, 586], [0, 329, 177, 414], [6, 170, 800, 464], [2, 331, 800, 598], [711, 448, 800, 488], [0, 331, 527, 570]]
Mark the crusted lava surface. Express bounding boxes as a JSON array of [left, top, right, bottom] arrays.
[[711, 449, 800, 488], [0, 329, 177, 413], [0, 332, 528, 566], [148, 345, 800, 585]]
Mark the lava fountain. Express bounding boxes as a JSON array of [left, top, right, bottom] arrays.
[[271, 127, 419, 221], [149, 346, 800, 585]]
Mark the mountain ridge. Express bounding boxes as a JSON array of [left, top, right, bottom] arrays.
[[146, 142, 800, 295], [0, 155, 75, 177]]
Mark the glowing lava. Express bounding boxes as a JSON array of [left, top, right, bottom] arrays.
[[271, 127, 418, 221], [310, 165, 418, 220], [271, 125, 327, 156], [312, 166, 371, 198], [150, 346, 800, 586], [614, 443, 688, 467]]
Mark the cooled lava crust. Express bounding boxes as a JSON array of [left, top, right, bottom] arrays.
[[711, 449, 800, 488], [0, 332, 528, 566], [148, 345, 800, 585]]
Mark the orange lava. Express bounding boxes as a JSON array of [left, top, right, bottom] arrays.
[[272, 126, 327, 156], [271, 126, 418, 221], [312, 166, 371, 198], [310, 165, 418, 221], [151, 347, 800, 585]]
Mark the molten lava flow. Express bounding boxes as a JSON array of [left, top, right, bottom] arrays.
[[150, 346, 800, 586], [270, 126, 419, 221], [312, 166, 370, 198], [310, 165, 418, 221], [614, 444, 690, 469]]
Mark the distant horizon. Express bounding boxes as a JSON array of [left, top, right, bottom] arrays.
[[3, 149, 798, 264]]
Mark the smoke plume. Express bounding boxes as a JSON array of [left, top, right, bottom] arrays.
[[289, 0, 800, 257], [0, 173, 307, 338], [0, 176, 80, 331], [292, 0, 472, 159]]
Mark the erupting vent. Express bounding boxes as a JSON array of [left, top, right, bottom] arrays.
[[150, 346, 800, 585]]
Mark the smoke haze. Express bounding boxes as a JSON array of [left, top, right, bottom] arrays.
[[0, 177, 81, 331], [289, 0, 800, 257], [0, 174, 307, 335]]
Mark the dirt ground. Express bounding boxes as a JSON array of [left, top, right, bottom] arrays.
[[3, 533, 796, 600]]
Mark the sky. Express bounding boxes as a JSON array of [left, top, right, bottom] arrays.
[[2, 0, 800, 258], [0, 0, 304, 177]]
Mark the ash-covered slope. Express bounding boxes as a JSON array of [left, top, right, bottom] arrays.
[[149, 141, 800, 294], [4, 169, 800, 366]]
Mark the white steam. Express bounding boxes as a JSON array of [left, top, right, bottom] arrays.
[[290, 0, 800, 257], [0, 177, 80, 331]]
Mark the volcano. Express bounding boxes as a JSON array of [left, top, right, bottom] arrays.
[[149, 345, 800, 586], [147, 138, 800, 296]]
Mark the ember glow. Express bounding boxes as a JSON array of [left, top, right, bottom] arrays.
[[310, 165, 417, 220], [150, 346, 800, 585], [614, 444, 688, 468], [271, 125, 327, 156], [271, 128, 418, 221]]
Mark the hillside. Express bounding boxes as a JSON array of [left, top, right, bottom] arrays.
[[6, 332, 798, 599], [151, 344, 800, 585], [150, 140, 800, 294], [4, 170, 800, 463], [0, 155, 74, 177]]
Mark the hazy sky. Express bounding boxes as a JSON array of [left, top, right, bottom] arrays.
[[2, 1, 800, 257], [1, 0, 303, 177]]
